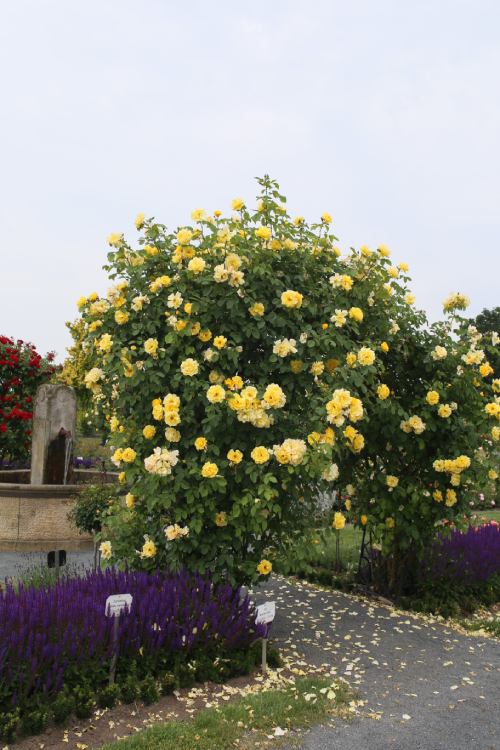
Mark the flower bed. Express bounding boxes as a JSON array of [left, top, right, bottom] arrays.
[[0, 567, 268, 716]]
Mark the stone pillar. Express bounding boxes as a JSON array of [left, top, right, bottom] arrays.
[[31, 385, 77, 485]]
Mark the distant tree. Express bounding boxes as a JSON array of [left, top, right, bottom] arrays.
[[468, 307, 500, 375]]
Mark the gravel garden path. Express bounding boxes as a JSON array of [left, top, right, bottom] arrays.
[[2, 551, 498, 749], [253, 576, 500, 750]]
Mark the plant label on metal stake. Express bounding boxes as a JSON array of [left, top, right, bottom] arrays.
[[255, 602, 275, 676], [106, 594, 132, 685]]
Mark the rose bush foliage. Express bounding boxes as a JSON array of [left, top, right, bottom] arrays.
[[79, 176, 500, 586], [0, 336, 58, 465]]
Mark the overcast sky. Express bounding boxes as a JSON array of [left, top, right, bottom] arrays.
[[1, 0, 499, 362]]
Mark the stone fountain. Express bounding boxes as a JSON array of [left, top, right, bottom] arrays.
[[0, 384, 118, 552]]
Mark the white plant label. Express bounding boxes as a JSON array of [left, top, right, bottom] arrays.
[[256, 601, 276, 624], [105, 593, 133, 617]]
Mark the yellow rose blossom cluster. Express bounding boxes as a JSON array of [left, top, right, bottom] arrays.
[[165, 428, 181, 442], [479, 362, 494, 377], [426, 390, 440, 405], [165, 523, 189, 540], [342, 425, 365, 453], [310, 361, 325, 376], [228, 386, 275, 429], [492, 426, 500, 441], [111, 447, 137, 467], [281, 290, 303, 308], [330, 273, 353, 291], [144, 447, 179, 476], [125, 493, 135, 509], [273, 338, 297, 357], [326, 388, 363, 427], [442, 292, 471, 310], [225, 376, 243, 390], [89, 299, 111, 317], [400, 414, 426, 434], [433, 455, 471, 486], [462, 349, 485, 365], [213, 253, 245, 287], [308, 428, 335, 446], [273, 438, 307, 466]]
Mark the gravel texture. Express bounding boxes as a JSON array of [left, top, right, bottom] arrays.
[[253, 576, 500, 750]]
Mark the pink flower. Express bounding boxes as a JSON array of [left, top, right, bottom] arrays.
[[469, 502, 474, 506]]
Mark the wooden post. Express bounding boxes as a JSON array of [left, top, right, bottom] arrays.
[[109, 616, 119, 685]]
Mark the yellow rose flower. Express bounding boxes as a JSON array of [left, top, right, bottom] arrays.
[[231, 197, 244, 210], [386, 475, 399, 487], [100, 541, 112, 559], [438, 404, 452, 418], [270, 239, 281, 250], [255, 226, 272, 241], [180, 358, 199, 376], [191, 208, 206, 222], [201, 462, 218, 478], [257, 559, 272, 575], [118, 472, 126, 484], [145, 244, 158, 255], [381, 342, 389, 352], [251, 446, 270, 464], [77, 296, 87, 307], [195, 437, 207, 450], [357, 347, 375, 366], [88, 292, 98, 301], [165, 428, 180, 442], [333, 512, 346, 530], [164, 411, 181, 426], [398, 262, 409, 272], [213, 336, 227, 349], [227, 449, 243, 464], [361, 515, 368, 525], [326, 359, 340, 372], [321, 212, 332, 223], [349, 307, 363, 322], [142, 540, 157, 558], [144, 338, 158, 355], [347, 353, 357, 367], [190, 322, 201, 336], [106, 232, 123, 247], [188, 257, 206, 274], [426, 391, 440, 405], [489, 469, 498, 480], [492, 426, 500, 441], [215, 512, 228, 526], [377, 384, 390, 400], [378, 244, 391, 257], [387, 517, 395, 529], [152, 403, 164, 421], [290, 360, 303, 373], [143, 425, 156, 439], [405, 293, 416, 305], [345, 499, 352, 511], [122, 448, 137, 463], [485, 402, 500, 416], [445, 489, 457, 507], [433, 490, 443, 502], [310, 361, 325, 376], [115, 310, 129, 325], [360, 244, 372, 257], [125, 493, 135, 509], [293, 216, 304, 226], [134, 213, 145, 228], [199, 330, 212, 342], [177, 228, 193, 245], [281, 290, 303, 308], [249, 302, 265, 317], [206, 385, 226, 403]]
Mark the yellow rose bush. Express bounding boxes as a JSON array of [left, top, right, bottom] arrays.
[[79, 175, 499, 587]]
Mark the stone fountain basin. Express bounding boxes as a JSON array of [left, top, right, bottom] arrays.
[[0, 470, 120, 552]]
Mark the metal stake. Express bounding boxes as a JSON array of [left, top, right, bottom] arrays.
[[109, 616, 119, 685], [262, 638, 267, 677]]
